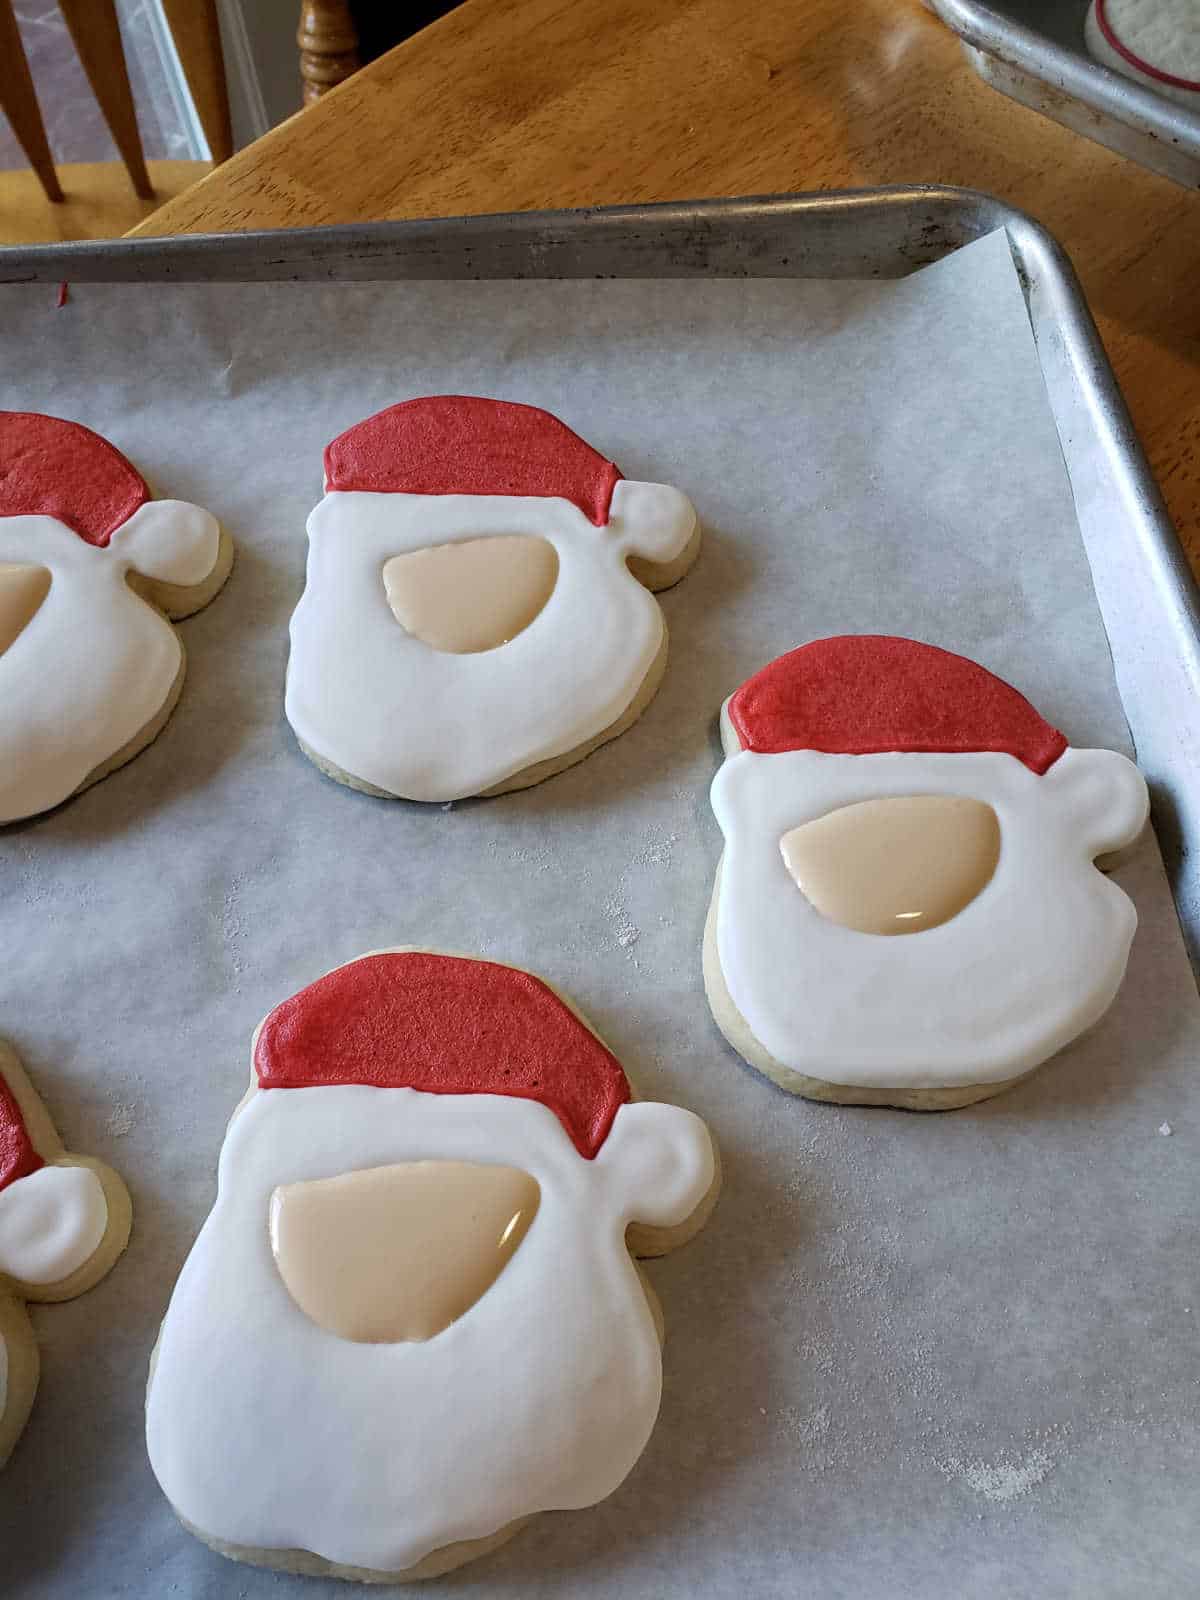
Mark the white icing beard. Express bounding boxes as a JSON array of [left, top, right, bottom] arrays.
[[146, 1085, 714, 1573], [0, 503, 220, 822], [284, 481, 696, 801], [710, 745, 1149, 1088], [0, 1164, 108, 1285]]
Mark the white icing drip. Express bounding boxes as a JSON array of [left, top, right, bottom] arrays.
[[0, 504, 221, 822], [284, 479, 697, 800], [1086, 0, 1200, 109], [0, 1164, 108, 1286], [710, 746, 1148, 1088], [146, 1085, 714, 1573]]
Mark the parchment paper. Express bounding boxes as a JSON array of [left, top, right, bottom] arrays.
[[1, 230, 1197, 1599]]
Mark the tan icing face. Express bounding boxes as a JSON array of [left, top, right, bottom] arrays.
[[382, 535, 559, 654], [0, 564, 51, 656], [269, 1160, 540, 1343], [779, 794, 1001, 936]]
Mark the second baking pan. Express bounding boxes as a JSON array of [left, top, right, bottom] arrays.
[[931, 0, 1200, 188]]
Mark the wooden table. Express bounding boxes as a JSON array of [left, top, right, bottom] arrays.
[[133, 0, 1200, 568]]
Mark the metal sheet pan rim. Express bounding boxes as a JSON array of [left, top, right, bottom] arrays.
[[1, 184, 1024, 281]]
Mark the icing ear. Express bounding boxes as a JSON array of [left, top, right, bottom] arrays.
[[107, 499, 221, 587], [0, 1163, 108, 1288], [608, 480, 697, 566], [1042, 747, 1149, 860], [598, 1101, 714, 1228]]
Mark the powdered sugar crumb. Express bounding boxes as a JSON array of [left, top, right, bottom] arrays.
[[765, 1114, 1080, 1504], [602, 896, 640, 949], [631, 829, 679, 870], [487, 839, 553, 873], [488, 821, 681, 960], [601, 826, 682, 957], [797, 1335, 836, 1376], [939, 1447, 1054, 1503], [783, 1404, 831, 1446], [104, 1100, 138, 1139], [221, 872, 248, 991]]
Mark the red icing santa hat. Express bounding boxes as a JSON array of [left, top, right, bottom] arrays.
[[254, 952, 632, 1159], [0, 411, 150, 547], [728, 636, 1068, 775], [323, 396, 623, 527], [0, 1075, 44, 1193]]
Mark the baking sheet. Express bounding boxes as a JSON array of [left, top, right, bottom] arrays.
[[1, 229, 1197, 1598]]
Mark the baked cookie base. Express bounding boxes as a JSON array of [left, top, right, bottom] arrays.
[[482, 625, 669, 797], [0, 1294, 38, 1470], [68, 652, 187, 805], [159, 946, 720, 1582], [0, 1043, 134, 1303], [63, 525, 236, 808], [126, 524, 236, 623], [296, 521, 701, 802], [702, 862, 1036, 1112], [0, 1042, 133, 1468], [182, 1513, 532, 1585]]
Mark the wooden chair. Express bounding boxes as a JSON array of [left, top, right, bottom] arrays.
[[298, 0, 361, 104], [0, 0, 232, 204], [160, 0, 234, 165]]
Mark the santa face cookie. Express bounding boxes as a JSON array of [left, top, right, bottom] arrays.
[[146, 949, 718, 1582], [285, 396, 700, 801], [0, 411, 233, 823], [1085, 0, 1200, 113], [706, 637, 1149, 1110], [0, 1041, 132, 1467]]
